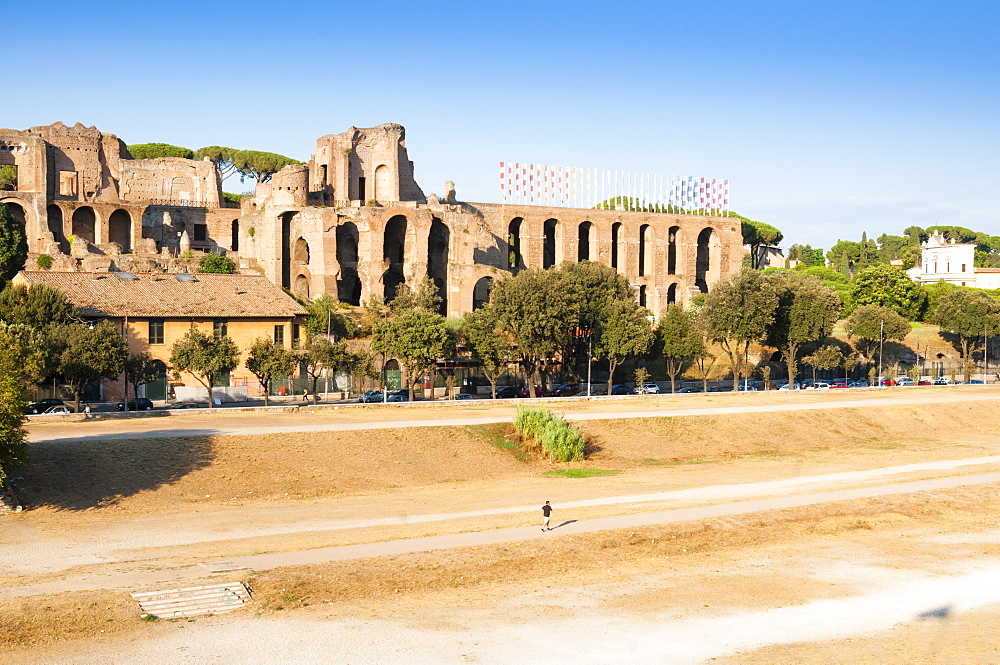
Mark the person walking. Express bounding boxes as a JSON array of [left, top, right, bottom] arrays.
[[541, 501, 553, 531]]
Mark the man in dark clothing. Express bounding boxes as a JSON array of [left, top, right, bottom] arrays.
[[542, 501, 553, 531]]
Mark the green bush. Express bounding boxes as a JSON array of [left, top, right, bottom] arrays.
[[198, 253, 236, 274], [222, 192, 243, 204], [513, 405, 585, 462], [35, 254, 52, 269]]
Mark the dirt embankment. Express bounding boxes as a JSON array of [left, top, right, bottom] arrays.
[[16, 399, 1000, 516]]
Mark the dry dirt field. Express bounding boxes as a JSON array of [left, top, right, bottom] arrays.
[[5, 389, 1000, 663]]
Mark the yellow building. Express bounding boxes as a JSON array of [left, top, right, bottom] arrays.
[[13, 271, 307, 401]]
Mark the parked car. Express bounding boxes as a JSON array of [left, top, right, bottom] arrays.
[[932, 377, 953, 385], [895, 377, 915, 386], [358, 389, 386, 403], [44, 405, 73, 414], [518, 385, 550, 398], [552, 383, 582, 397], [706, 385, 730, 392], [386, 391, 410, 402], [877, 378, 896, 387], [965, 379, 985, 385], [495, 386, 521, 399], [116, 398, 154, 411], [918, 379, 933, 385], [609, 384, 632, 395], [808, 382, 832, 390], [634, 382, 661, 394], [27, 398, 68, 414], [848, 379, 871, 388], [452, 393, 482, 400], [777, 382, 802, 391], [830, 381, 850, 389], [677, 386, 702, 393]]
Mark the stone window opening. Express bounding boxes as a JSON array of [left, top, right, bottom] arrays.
[[148, 319, 165, 345], [543, 218, 559, 269], [274, 325, 285, 346], [578, 222, 592, 261], [611, 222, 622, 269], [213, 319, 228, 338]]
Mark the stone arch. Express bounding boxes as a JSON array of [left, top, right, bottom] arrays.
[[577, 221, 592, 261], [638, 224, 651, 276], [507, 217, 523, 270], [108, 209, 132, 253], [293, 274, 310, 299], [46, 204, 67, 252], [374, 164, 392, 202], [2, 200, 26, 227], [473, 276, 493, 310], [543, 218, 559, 269], [427, 217, 449, 315], [638, 285, 647, 308], [695, 227, 715, 293], [336, 221, 361, 305], [611, 222, 622, 270], [667, 283, 678, 304], [383, 214, 408, 302], [293, 237, 310, 265], [667, 225, 679, 275], [231, 219, 239, 252], [71, 206, 97, 244], [279, 211, 298, 289]]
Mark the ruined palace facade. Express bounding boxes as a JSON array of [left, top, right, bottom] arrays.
[[2, 121, 743, 314]]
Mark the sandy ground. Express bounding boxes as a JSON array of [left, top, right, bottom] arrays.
[[6, 389, 1000, 662]]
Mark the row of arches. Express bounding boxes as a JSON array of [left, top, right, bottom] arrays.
[[1, 201, 133, 254], [507, 217, 716, 290]]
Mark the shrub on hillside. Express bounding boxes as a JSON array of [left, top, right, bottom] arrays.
[[513, 405, 585, 462], [198, 253, 236, 274]]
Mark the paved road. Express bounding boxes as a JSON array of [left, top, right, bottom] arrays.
[[27, 391, 1000, 443]]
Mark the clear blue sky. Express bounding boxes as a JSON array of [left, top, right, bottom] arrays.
[[6, 0, 998, 252]]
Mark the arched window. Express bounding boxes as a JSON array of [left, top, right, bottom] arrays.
[[374, 164, 391, 201], [383, 215, 407, 302], [108, 209, 132, 253], [667, 226, 679, 275], [279, 211, 297, 289], [543, 218, 559, 269], [508, 217, 522, 270], [231, 219, 239, 252], [336, 222, 361, 305], [638, 224, 650, 276], [71, 206, 97, 244], [638, 285, 647, 308], [696, 227, 714, 293], [428, 218, 449, 315], [473, 277, 493, 310], [578, 222, 592, 261], [611, 222, 622, 269], [667, 283, 677, 304]]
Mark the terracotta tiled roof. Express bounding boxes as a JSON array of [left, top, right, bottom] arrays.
[[974, 268, 1000, 273], [14, 271, 307, 319]]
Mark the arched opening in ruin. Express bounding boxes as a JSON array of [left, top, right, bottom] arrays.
[[293, 274, 310, 299], [577, 222, 592, 261], [293, 237, 310, 265], [108, 209, 132, 253], [611, 222, 622, 270], [2, 201, 26, 228], [383, 215, 407, 302], [231, 219, 239, 252], [543, 218, 559, 269], [46, 204, 66, 252], [473, 276, 493, 310], [336, 222, 361, 305], [507, 217, 522, 270], [374, 164, 391, 202], [71, 206, 96, 244], [427, 217, 449, 316], [667, 225, 679, 275], [279, 211, 298, 289], [638, 224, 651, 276], [638, 284, 647, 308], [667, 283, 678, 304], [695, 227, 714, 293]]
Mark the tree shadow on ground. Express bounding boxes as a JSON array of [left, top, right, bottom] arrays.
[[20, 432, 214, 511]]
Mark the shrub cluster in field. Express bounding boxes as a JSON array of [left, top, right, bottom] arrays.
[[513, 405, 585, 461]]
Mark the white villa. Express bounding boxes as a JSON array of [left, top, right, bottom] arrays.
[[907, 231, 1000, 289]]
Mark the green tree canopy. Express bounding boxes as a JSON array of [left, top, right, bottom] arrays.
[[57, 321, 127, 412], [595, 299, 653, 392], [740, 216, 784, 270], [0, 204, 28, 288], [656, 303, 704, 393], [849, 265, 925, 320], [0, 283, 77, 328], [934, 289, 1000, 361], [126, 143, 194, 160], [169, 327, 240, 408], [801, 344, 844, 384], [197, 253, 236, 274], [306, 293, 353, 338], [371, 309, 454, 400], [0, 327, 32, 480], [194, 146, 301, 183], [0, 165, 16, 191], [764, 272, 842, 383], [245, 337, 297, 406], [124, 352, 161, 402], [845, 304, 911, 370], [388, 276, 443, 315], [700, 268, 780, 389], [462, 306, 518, 399]]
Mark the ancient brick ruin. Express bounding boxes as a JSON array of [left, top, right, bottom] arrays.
[[1, 121, 744, 315]]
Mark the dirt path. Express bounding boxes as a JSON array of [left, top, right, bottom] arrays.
[[26, 387, 1000, 443]]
